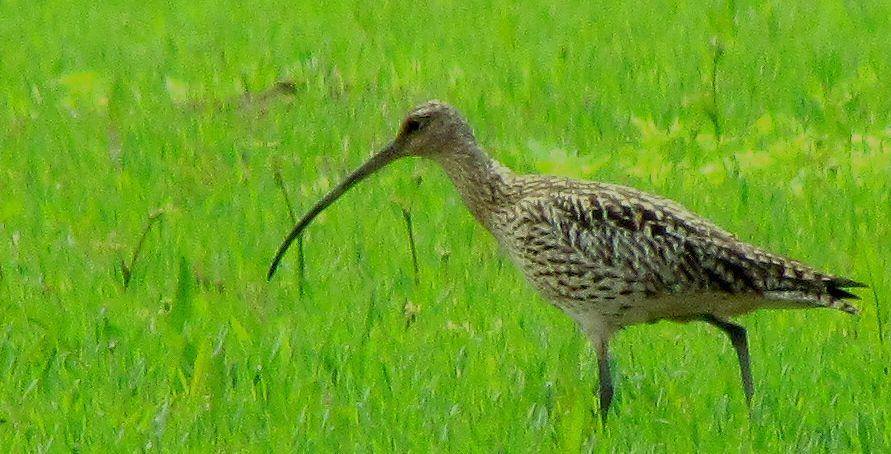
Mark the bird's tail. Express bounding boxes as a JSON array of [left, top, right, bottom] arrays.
[[764, 276, 867, 314]]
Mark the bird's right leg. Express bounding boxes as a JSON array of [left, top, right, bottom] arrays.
[[700, 315, 754, 407]]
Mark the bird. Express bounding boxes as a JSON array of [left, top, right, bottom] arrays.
[[267, 100, 865, 420]]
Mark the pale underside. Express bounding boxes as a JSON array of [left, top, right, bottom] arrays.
[[480, 175, 860, 338]]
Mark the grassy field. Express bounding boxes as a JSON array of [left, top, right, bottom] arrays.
[[2, 0, 890, 451]]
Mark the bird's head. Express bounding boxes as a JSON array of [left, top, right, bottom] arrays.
[[267, 100, 474, 279], [390, 100, 476, 160]]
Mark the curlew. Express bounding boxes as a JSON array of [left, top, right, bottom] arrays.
[[268, 100, 865, 419]]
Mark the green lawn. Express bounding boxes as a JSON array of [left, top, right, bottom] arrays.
[[2, 0, 889, 451]]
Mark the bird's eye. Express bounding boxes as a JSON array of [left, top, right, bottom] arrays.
[[404, 118, 423, 134]]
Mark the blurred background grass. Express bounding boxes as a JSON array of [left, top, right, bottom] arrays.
[[1, 0, 889, 451]]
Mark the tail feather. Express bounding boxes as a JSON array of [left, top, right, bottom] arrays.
[[824, 277, 865, 314], [764, 275, 866, 315], [827, 277, 869, 289], [826, 286, 859, 301]]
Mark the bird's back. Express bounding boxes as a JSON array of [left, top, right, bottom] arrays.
[[488, 174, 863, 326]]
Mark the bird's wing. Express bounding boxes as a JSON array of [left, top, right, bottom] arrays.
[[507, 181, 864, 313]]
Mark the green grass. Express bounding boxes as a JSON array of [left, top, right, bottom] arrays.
[[2, 0, 890, 451]]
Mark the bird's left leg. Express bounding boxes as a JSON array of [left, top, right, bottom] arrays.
[[579, 319, 616, 422], [595, 335, 614, 422], [700, 314, 754, 407]]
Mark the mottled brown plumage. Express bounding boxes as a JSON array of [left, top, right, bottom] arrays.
[[268, 100, 865, 419]]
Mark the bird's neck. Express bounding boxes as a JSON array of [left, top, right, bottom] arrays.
[[431, 143, 516, 228]]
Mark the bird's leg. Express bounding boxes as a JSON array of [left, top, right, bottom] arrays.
[[596, 336, 614, 422], [700, 315, 754, 407]]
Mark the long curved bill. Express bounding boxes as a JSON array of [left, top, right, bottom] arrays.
[[267, 142, 401, 280]]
